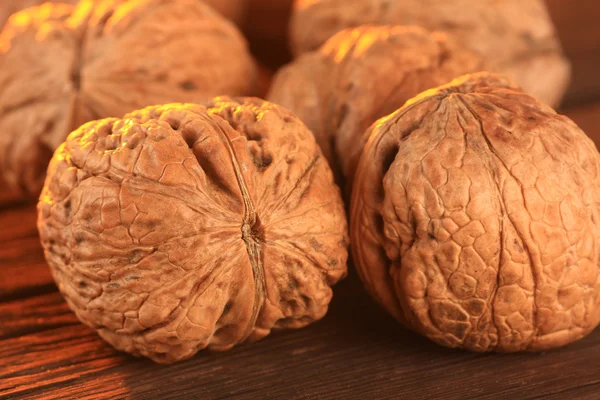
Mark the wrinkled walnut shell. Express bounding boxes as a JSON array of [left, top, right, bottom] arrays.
[[0, 0, 257, 197], [0, 0, 245, 29], [290, 0, 571, 107], [38, 98, 348, 363], [351, 73, 600, 352], [0, 0, 76, 30], [268, 25, 487, 182]]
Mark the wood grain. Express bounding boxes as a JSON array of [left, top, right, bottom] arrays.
[[0, 203, 38, 242], [0, 104, 599, 399], [1, 266, 599, 399]]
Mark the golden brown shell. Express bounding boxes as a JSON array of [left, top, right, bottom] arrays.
[[268, 25, 487, 181], [290, 0, 571, 107], [38, 98, 348, 363], [351, 73, 600, 351], [0, 0, 257, 196]]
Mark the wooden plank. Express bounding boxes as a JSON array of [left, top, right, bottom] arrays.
[[0, 235, 54, 301], [0, 180, 24, 209], [0, 325, 127, 398], [0, 291, 76, 340], [0, 203, 37, 243], [0, 273, 599, 399], [542, 382, 600, 400], [0, 205, 53, 301]]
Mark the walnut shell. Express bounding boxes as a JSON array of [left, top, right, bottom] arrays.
[[290, 0, 571, 107], [0, 0, 257, 197], [351, 72, 600, 352], [0, 0, 245, 29], [0, 0, 77, 30], [37, 98, 349, 363], [268, 25, 487, 182]]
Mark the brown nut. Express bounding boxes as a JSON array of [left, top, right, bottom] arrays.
[[351, 73, 600, 352], [290, 0, 571, 107], [37, 98, 349, 363], [0, 0, 245, 29], [0, 1, 77, 30], [268, 25, 487, 182], [0, 0, 257, 197]]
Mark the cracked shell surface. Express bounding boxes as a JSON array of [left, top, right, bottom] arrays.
[[0, 0, 257, 196], [290, 0, 571, 107], [268, 25, 487, 182], [350, 73, 600, 352], [37, 98, 349, 363]]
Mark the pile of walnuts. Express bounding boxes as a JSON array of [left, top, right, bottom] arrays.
[[290, 0, 571, 108], [0, 0, 592, 363]]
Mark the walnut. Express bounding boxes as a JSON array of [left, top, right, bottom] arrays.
[[37, 98, 349, 363], [268, 25, 487, 181], [290, 0, 571, 107], [0, 0, 257, 197], [0, 0, 245, 29], [350, 72, 600, 352], [0, 1, 77, 30]]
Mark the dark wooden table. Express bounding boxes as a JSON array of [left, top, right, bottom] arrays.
[[1, 103, 600, 399]]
